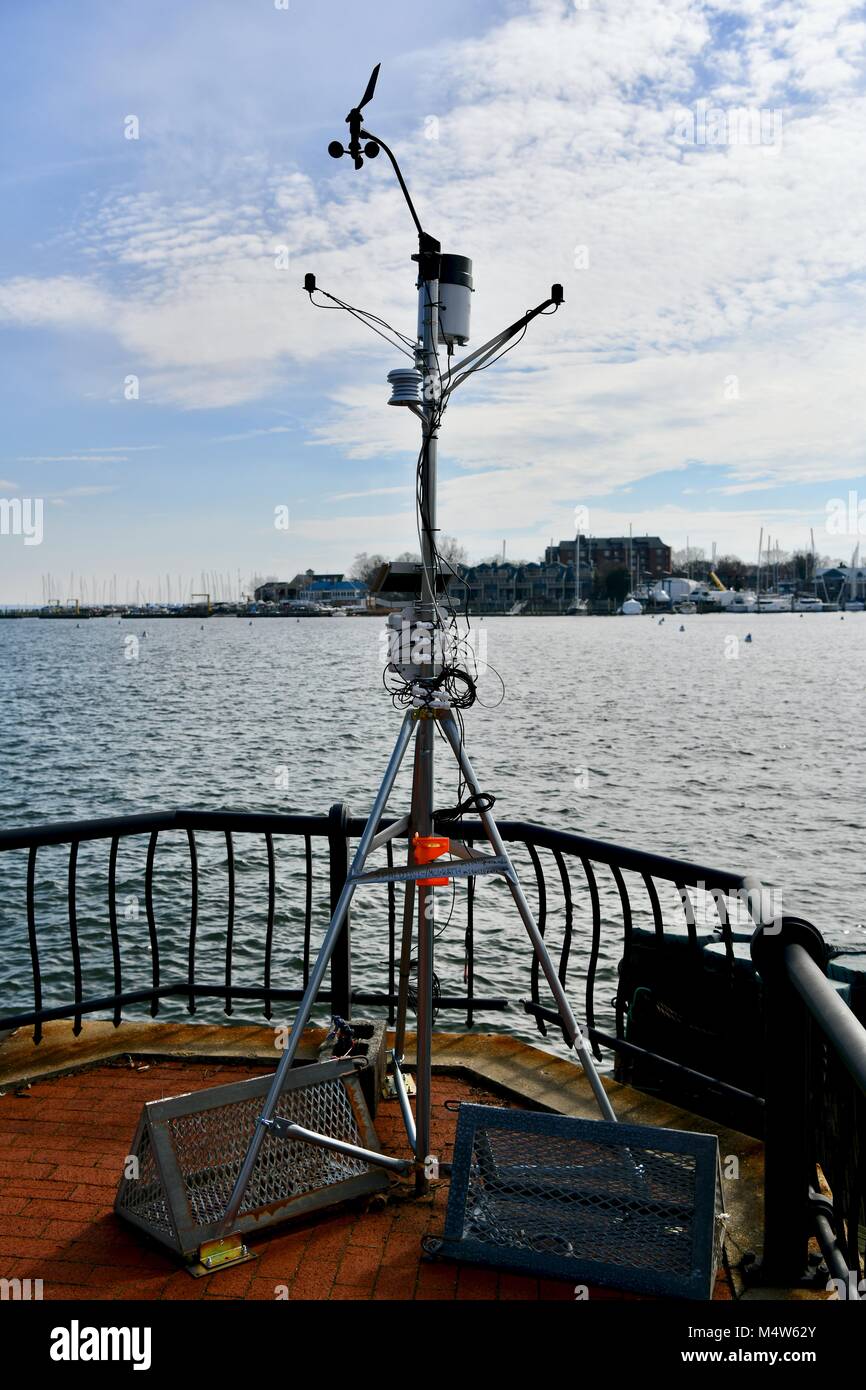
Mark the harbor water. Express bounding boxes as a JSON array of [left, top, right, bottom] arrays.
[[1, 612, 863, 1042]]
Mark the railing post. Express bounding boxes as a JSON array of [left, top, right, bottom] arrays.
[[750, 916, 828, 1284], [328, 802, 352, 1019]]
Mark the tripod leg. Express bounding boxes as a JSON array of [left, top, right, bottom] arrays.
[[220, 711, 417, 1229], [439, 714, 616, 1123], [391, 744, 419, 1154], [413, 715, 436, 1192], [393, 877, 415, 1060], [394, 735, 422, 1063], [415, 879, 434, 1190]]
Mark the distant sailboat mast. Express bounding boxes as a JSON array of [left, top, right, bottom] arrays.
[[757, 528, 763, 608]]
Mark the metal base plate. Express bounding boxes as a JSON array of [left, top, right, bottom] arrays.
[[187, 1237, 258, 1279]]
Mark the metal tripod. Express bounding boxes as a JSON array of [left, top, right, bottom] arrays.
[[220, 701, 615, 1229], [218, 73, 612, 1232]]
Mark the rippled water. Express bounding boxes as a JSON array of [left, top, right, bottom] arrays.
[[0, 613, 862, 1047]]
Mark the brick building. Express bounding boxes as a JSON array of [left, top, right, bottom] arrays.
[[544, 535, 671, 580]]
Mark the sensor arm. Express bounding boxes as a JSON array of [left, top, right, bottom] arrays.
[[443, 288, 563, 395], [302, 275, 416, 358], [359, 129, 427, 245]]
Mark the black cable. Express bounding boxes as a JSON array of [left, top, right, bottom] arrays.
[[309, 287, 416, 345], [434, 879, 457, 940], [447, 321, 529, 395], [473, 657, 507, 710], [307, 288, 415, 357], [434, 789, 497, 823]]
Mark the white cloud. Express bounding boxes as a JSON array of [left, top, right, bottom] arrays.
[[18, 454, 128, 464], [213, 425, 294, 443], [0, 276, 112, 329], [1, 0, 865, 562], [328, 485, 414, 501]]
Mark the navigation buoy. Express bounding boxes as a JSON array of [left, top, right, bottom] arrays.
[[679, 624, 685, 632], [745, 633, 752, 643]]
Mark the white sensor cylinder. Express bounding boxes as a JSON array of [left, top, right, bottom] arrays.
[[437, 255, 473, 347]]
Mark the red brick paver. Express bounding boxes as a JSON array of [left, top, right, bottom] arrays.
[[0, 1059, 526, 1301], [0, 1056, 731, 1302]]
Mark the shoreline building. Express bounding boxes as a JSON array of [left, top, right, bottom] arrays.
[[459, 535, 672, 614], [544, 535, 672, 584], [460, 560, 581, 614], [815, 565, 866, 606], [254, 572, 368, 608]]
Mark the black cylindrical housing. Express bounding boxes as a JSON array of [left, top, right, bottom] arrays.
[[439, 254, 474, 291]]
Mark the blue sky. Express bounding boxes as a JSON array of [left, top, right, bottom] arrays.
[[1, 0, 864, 603]]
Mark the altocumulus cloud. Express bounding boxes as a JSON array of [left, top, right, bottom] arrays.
[[0, 0, 864, 546]]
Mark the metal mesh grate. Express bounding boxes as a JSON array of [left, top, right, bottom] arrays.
[[166, 1074, 371, 1225], [439, 1105, 722, 1299], [115, 1060, 388, 1261], [116, 1123, 175, 1237], [464, 1128, 697, 1274]]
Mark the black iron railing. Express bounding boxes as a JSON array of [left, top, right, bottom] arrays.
[[0, 805, 513, 1039], [2, 801, 866, 1291], [0, 802, 775, 1159], [752, 919, 866, 1299], [2, 808, 337, 1038], [0, 804, 760, 1049]]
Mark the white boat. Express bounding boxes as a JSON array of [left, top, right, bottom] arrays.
[[756, 595, 792, 613], [844, 600, 865, 612], [792, 597, 824, 613], [637, 585, 671, 608], [725, 591, 757, 613], [690, 586, 723, 608], [692, 586, 753, 611], [620, 598, 643, 615]]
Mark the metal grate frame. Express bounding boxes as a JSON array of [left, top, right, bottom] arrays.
[[436, 1104, 724, 1299], [115, 1059, 388, 1261]]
